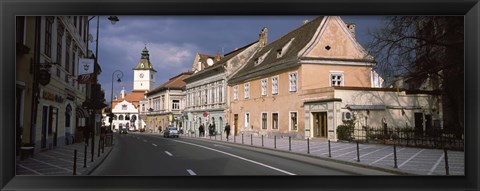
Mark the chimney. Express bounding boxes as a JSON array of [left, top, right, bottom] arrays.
[[347, 23, 356, 37], [302, 20, 310, 25], [215, 53, 222, 62], [259, 27, 268, 48]]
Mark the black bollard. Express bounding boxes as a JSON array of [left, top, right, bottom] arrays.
[[393, 142, 398, 168], [356, 142, 360, 162], [444, 148, 450, 175], [84, 143, 87, 168], [274, 135, 277, 149], [73, 149, 77, 175], [307, 138, 310, 154], [262, 135, 264, 147], [328, 140, 332, 158], [251, 134, 253, 145], [98, 139, 101, 157], [242, 134, 244, 144], [234, 134, 236, 143], [289, 136, 291, 151]]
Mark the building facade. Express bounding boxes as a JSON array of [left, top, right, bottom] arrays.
[[16, 16, 90, 153], [226, 16, 438, 141], [140, 72, 193, 133], [183, 40, 260, 136]]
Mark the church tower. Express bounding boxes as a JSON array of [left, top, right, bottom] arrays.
[[133, 45, 157, 91]]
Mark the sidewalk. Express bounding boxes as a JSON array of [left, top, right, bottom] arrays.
[[16, 135, 114, 176], [180, 133, 464, 175]]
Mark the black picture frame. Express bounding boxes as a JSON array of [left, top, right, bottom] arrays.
[[1, 0, 478, 190]]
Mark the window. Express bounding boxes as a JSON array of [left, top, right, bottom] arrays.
[[290, 112, 298, 130], [330, 72, 344, 87], [122, 104, 127, 110], [244, 83, 250, 99], [272, 113, 278, 129], [233, 85, 238, 100], [272, 76, 279, 95], [44, 17, 53, 57], [219, 85, 223, 103], [172, 100, 180, 110], [119, 115, 124, 120], [261, 79, 267, 96], [56, 30, 63, 65], [125, 115, 130, 121], [289, 72, 297, 92], [245, 113, 250, 128], [262, 113, 268, 129], [65, 35, 71, 73], [142, 104, 145, 112]]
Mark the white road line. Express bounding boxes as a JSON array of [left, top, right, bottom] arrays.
[[350, 146, 390, 161], [17, 164, 44, 175], [152, 143, 157, 147], [164, 151, 173, 156], [30, 158, 73, 172], [369, 148, 406, 165], [38, 153, 74, 163], [187, 169, 196, 175], [399, 149, 425, 168], [173, 139, 296, 175], [428, 153, 445, 175], [143, 139, 148, 142]]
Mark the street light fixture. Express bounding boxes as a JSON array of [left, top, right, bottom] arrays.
[[110, 70, 124, 131]]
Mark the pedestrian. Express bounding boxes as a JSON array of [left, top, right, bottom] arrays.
[[208, 124, 214, 136], [199, 124, 205, 137], [158, 126, 162, 134], [224, 123, 231, 140]]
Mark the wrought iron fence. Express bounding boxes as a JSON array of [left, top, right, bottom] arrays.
[[349, 126, 464, 151]]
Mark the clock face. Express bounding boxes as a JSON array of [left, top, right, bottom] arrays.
[[140, 73, 144, 78]]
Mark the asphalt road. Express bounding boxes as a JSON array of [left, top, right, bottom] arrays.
[[91, 133, 394, 176]]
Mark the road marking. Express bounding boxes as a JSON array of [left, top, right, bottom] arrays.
[[349, 146, 390, 161], [30, 158, 73, 172], [428, 153, 445, 175], [187, 169, 196, 175], [173, 139, 296, 175], [143, 139, 148, 142], [399, 149, 425, 168], [369, 148, 406, 165], [17, 164, 44, 175], [152, 143, 157, 147], [165, 151, 173, 156]]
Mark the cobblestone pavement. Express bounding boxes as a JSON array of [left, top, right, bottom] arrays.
[[180, 133, 464, 176], [16, 135, 114, 176]]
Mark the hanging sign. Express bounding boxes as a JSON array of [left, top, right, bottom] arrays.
[[78, 58, 94, 75]]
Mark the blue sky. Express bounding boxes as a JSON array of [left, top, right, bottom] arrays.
[[91, 16, 386, 103]]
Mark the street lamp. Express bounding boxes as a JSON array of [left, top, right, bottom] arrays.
[[110, 70, 123, 131]]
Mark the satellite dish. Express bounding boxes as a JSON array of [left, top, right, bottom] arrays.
[[206, 58, 214, 66]]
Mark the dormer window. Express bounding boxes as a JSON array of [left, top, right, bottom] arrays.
[[254, 50, 271, 66], [141, 63, 144, 68], [277, 38, 295, 58]]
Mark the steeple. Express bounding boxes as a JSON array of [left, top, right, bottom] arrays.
[[134, 44, 156, 72], [141, 44, 150, 60]]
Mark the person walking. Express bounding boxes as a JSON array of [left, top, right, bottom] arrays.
[[199, 124, 205, 137], [224, 123, 231, 140]]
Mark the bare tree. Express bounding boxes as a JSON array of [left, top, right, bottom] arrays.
[[368, 16, 464, 136]]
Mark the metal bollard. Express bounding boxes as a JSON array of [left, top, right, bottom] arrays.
[[307, 138, 310, 154], [215, 134, 217, 140], [356, 142, 360, 162], [328, 140, 331, 158], [98, 139, 101, 157], [251, 134, 253, 145], [274, 136, 277, 149], [73, 149, 77, 175], [84, 143, 87, 168], [262, 135, 264, 147], [393, 142, 398, 168], [289, 136, 291, 151], [234, 134, 236, 143], [444, 148, 450, 175], [242, 134, 244, 144]]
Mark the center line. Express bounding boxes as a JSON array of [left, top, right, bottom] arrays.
[[187, 169, 196, 175], [152, 143, 157, 147], [164, 151, 173, 156]]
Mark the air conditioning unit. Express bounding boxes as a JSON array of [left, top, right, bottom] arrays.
[[342, 111, 354, 121]]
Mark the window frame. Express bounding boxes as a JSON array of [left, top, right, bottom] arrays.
[[244, 82, 250, 99], [289, 71, 297, 92], [272, 75, 279, 95], [261, 78, 268, 96], [289, 111, 298, 131], [233, 85, 238, 100], [330, 71, 344, 87], [261, 112, 268, 130], [245, 112, 250, 128], [272, 112, 279, 130]]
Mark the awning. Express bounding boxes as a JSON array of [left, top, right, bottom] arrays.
[[76, 107, 88, 118], [346, 104, 386, 110]]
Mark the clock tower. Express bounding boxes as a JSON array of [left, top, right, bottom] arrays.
[[133, 45, 157, 91]]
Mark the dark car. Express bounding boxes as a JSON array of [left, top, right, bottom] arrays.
[[163, 127, 179, 138], [120, 128, 128, 134]]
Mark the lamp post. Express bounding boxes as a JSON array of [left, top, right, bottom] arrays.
[[86, 15, 119, 162], [110, 70, 123, 131]]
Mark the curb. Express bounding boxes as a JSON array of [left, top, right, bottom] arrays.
[[85, 142, 115, 175], [181, 135, 415, 176]]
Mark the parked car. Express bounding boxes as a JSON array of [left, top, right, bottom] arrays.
[[163, 127, 179, 138], [120, 128, 128, 134]]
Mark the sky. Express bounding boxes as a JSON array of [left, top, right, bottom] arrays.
[[90, 16, 387, 103]]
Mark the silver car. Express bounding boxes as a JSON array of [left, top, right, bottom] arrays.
[[163, 127, 179, 138]]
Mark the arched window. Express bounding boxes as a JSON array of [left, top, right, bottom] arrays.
[[119, 115, 124, 120], [113, 115, 117, 120], [125, 114, 130, 120]]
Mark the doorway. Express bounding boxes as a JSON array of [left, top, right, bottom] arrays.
[[312, 112, 327, 138], [50, 107, 58, 147]]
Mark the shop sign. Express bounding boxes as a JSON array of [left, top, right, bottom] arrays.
[[42, 90, 64, 103]]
